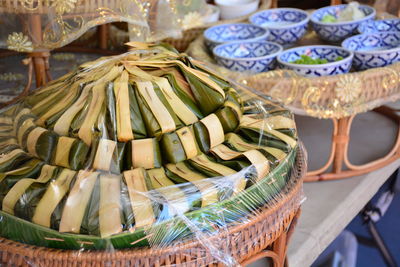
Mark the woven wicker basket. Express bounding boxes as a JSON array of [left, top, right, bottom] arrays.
[[0, 146, 305, 267], [163, 0, 272, 52]]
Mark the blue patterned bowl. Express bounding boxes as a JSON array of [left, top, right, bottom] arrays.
[[358, 19, 400, 34], [213, 41, 283, 73], [342, 31, 400, 70], [249, 8, 309, 46], [277, 45, 353, 77], [204, 23, 269, 51], [311, 4, 376, 43]]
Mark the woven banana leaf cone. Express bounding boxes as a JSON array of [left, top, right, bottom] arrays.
[[0, 43, 300, 253]]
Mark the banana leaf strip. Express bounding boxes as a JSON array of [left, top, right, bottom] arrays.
[[32, 168, 76, 228], [131, 138, 161, 169], [224, 133, 287, 162], [189, 154, 246, 194], [180, 68, 224, 115], [3, 165, 58, 215], [0, 149, 32, 173], [165, 162, 218, 207], [114, 71, 134, 142], [160, 132, 186, 164], [16, 117, 36, 149], [24, 73, 73, 107], [36, 82, 81, 127], [147, 168, 190, 219], [120, 179, 135, 231], [0, 159, 44, 207], [199, 114, 224, 149], [134, 81, 175, 137], [54, 84, 92, 136], [53, 136, 89, 170], [27, 127, 58, 162], [59, 171, 99, 234], [215, 106, 240, 133], [99, 174, 123, 237], [176, 126, 200, 160], [124, 168, 155, 229], [0, 116, 13, 125], [80, 176, 100, 235], [164, 72, 203, 118], [31, 84, 71, 117]]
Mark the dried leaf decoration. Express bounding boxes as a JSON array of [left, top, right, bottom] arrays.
[[7, 32, 33, 52]]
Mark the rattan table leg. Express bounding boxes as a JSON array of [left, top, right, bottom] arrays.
[[98, 24, 110, 50], [240, 208, 302, 267], [332, 116, 353, 174]]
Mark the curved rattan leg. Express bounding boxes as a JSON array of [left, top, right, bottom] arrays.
[[241, 250, 280, 266], [241, 208, 302, 267], [343, 106, 400, 171], [305, 118, 338, 181], [305, 108, 400, 181]]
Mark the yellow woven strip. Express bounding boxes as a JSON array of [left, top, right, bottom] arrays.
[[78, 66, 122, 145], [155, 77, 198, 125], [131, 139, 154, 169], [200, 114, 224, 149], [243, 150, 270, 181], [54, 136, 76, 168], [36, 83, 79, 127], [17, 117, 35, 146], [53, 84, 92, 136], [26, 127, 46, 157], [99, 174, 123, 238], [93, 139, 117, 172], [176, 127, 198, 159], [210, 144, 242, 160], [59, 171, 99, 233], [115, 70, 134, 142], [124, 169, 155, 229], [0, 149, 24, 166], [13, 108, 30, 136], [135, 80, 176, 134], [32, 168, 76, 228], [2, 165, 56, 215]]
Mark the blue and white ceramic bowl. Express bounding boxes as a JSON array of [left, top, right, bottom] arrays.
[[249, 8, 309, 46], [277, 45, 353, 77], [213, 41, 283, 73], [342, 31, 400, 70], [358, 19, 400, 34], [311, 4, 376, 43], [204, 23, 269, 51]]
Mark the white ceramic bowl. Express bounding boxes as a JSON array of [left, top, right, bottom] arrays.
[[215, 0, 260, 20], [213, 41, 283, 73], [277, 45, 354, 77], [203, 4, 220, 24]]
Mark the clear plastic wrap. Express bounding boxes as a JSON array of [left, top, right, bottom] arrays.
[[0, 43, 304, 266], [0, 0, 185, 52]]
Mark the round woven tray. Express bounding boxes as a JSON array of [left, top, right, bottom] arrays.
[[0, 147, 305, 267], [186, 24, 400, 181]]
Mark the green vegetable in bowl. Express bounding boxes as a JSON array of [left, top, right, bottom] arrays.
[[291, 55, 344, 65], [322, 14, 337, 23]]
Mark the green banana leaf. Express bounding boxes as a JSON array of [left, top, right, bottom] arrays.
[[0, 147, 296, 250]]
